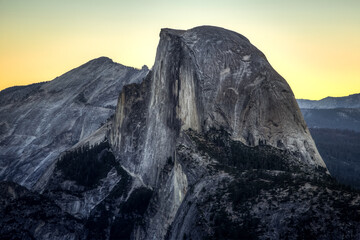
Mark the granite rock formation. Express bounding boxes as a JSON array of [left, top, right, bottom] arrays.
[[110, 26, 326, 189], [1, 26, 359, 240], [0, 57, 148, 189], [106, 26, 329, 239]]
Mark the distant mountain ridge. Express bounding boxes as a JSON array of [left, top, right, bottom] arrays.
[[297, 93, 360, 190], [297, 93, 360, 132], [297, 93, 360, 109]]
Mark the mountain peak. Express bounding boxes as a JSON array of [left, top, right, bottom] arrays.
[[160, 28, 185, 37], [85, 56, 114, 65], [161, 26, 251, 47]]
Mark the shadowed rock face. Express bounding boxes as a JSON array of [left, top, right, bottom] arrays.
[[0, 181, 88, 239], [0, 57, 148, 189], [110, 26, 326, 190]]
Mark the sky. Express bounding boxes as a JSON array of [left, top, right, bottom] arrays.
[[0, 0, 359, 100]]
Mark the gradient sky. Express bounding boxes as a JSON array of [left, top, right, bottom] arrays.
[[0, 0, 359, 100]]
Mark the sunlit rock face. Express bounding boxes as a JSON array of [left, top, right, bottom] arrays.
[[108, 26, 327, 239], [0, 57, 148, 189], [110, 26, 325, 189]]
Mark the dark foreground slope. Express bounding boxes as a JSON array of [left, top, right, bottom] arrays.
[[1, 130, 360, 239], [0, 181, 87, 240], [166, 129, 360, 240]]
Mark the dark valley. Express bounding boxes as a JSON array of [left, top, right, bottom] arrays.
[[298, 94, 360, 190]]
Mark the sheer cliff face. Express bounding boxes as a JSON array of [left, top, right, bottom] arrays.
[[0, 57, 148, 189], [110, 26, 326, 188]]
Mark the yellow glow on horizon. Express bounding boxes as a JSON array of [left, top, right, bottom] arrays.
[[0, 0, 359, 100]]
